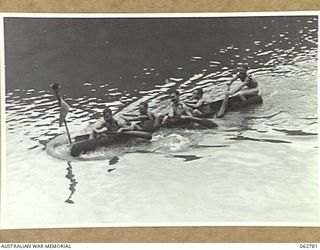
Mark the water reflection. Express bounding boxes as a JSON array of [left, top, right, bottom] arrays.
[[172, 154, 202, 162], [65, 161, 78, 204], [109, 156, 119, 165], [230, 135, 292, 144], [273, 128, 318, 136]]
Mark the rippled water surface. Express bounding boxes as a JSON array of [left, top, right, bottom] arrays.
[[2, 15, 319, 228]]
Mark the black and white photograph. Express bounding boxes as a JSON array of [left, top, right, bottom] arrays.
[[1, 13, 319, 229]]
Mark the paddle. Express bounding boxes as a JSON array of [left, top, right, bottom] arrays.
[[176, 115, 217, 128], [74, 130, 152, 142], [122, 113, 139, 117], [216, 85, 230, 118], [51, 83, 72, 144]]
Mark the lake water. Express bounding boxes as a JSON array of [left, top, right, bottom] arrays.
[[2, 15, 319, 228]]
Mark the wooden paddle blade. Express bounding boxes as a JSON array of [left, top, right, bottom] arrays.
[[121, 131, 152, 140], [216, 86, 231, 118], [216, 98, 229, 118]]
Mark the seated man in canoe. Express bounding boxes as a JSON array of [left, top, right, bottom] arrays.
[[120, 101, 162, 132], [90, 107, 152, 138], [162, 90, 193, 123], [226, 63, 259, 101], [184, 88, 211, 117], [162, 90, 217, 128], [72, 107, 152, 157], [91, 107, 124, 138]]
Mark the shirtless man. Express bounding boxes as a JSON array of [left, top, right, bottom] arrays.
[[161, 90, 194, 124], [227, 64, 259, 101], [185, 88, 211, 117], [120, 102, 156, 132], [168, 90, 193, 117], [91, 107, 122, 138]]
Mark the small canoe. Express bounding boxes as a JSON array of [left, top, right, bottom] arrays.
[[70, 133, 132, 157], [161, 95, 263, 127], [70, 131, 152, 157]]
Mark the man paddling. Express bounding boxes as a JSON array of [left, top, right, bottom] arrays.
[[120, 102, 158, 132], [185, 88, 211, 117], [226, 63, 259, 101]]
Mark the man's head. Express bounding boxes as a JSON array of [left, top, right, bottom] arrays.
[[237, 63, 249, 74], [51, 83, 60, 96], [139, 102, 148, 115], [170, 90, 180, 103], [102, 107, 113, 122], [194, 88, 204, 99]]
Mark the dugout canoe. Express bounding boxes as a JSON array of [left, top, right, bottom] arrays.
[[161, 94, 263, 127], [70, 131, 152, 157]]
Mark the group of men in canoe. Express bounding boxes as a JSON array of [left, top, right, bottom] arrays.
[[91, 63, 259, 138]]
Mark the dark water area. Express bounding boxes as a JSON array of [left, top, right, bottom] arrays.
[[4, 16, 318, 97]]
